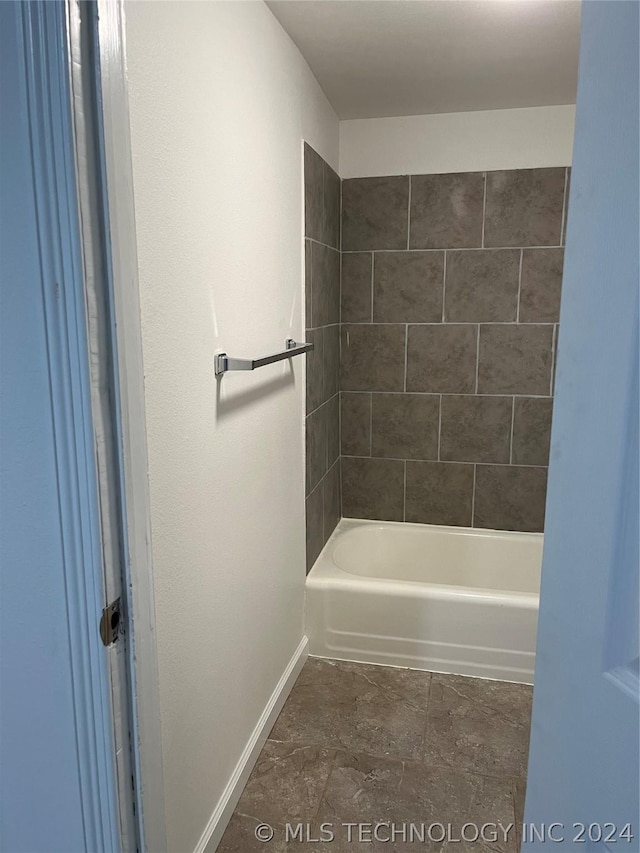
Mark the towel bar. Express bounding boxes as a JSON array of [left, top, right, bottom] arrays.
[[214, 338, 313, 377]]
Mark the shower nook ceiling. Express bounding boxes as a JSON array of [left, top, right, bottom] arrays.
[[267, 0, 581, 119]]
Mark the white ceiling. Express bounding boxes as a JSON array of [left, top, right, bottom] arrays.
[[267, 0, 581, 120]]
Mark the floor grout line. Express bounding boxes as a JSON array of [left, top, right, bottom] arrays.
[[481, 171, 487, 248], [442, 250, 447, 322], [403, 324, 408, 392], [370, 251, 375, 322], [407, 175, 412, 250], [516, 248, 523, 323], [474, 324, 480, 393]]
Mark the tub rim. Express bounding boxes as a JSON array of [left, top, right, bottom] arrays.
[[308, 516, 542, 606]]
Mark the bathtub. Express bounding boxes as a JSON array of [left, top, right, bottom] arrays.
[[305, 518, 543, 684]]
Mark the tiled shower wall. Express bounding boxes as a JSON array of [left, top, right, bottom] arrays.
[[340, 168, 569, 533], [304, 144, 341, 569]]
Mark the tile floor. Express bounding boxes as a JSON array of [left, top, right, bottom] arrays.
[[217, 658, 532, 852]]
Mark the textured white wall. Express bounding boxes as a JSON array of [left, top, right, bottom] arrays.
[[124, 3, 338, 850], [340, 105, 575, 177]]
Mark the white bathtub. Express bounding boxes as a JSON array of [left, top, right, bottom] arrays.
[[305, 518, 543, 684]]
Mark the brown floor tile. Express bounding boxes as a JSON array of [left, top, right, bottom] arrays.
[[220, 661, 531, 853], [234, 741, 335, 825], [422, 673, 532, 778], [216, 814, 289, 852], [269, 658, 431, 761], [317, 750, 518, 852]]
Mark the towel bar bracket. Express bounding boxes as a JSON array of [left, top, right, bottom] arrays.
[[214, 338, 313, 377]]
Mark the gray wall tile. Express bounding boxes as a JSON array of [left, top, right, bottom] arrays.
[[305, 327, 324, 414], [322, 162, 341, 250], [334, 164, 564, 533], [484, 168, 565, 247], [409, 172, 484, 249], [372, 393, 439, 460], [305, 239, 312, 327], [341, 324, 406, 391], [342, 457, 404, 521], [306, 483, 324, 571], [342, 253, 372, 322], [512, 397, 553, 466], [323, 325, 340, 401], [440, 395, 512, 463], [323, 461, 340, 541], [304, 145, 341, 563], [474, 465, 547, 532], [374, 251, 444, 322], [311, 242, 340, 327], [304, 143, 323, 242], [478, 324, 553, 395], [405, 461, 474, 526], [341, 392, 371, 456], [519, 248, 564, 323], [406, 324, 477, 393], [306, 404, 327, 495], [445, 249, 520, 322], [342, 176, 409, 251], [327, 394, 340, 468]]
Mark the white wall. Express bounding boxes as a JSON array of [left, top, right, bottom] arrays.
[[340, 105, 575, 178], [123, 3, 338, 851]]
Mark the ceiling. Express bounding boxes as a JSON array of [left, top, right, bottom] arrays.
[[267, 1, 581, 120]]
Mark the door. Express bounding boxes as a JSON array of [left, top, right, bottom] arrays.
[[524, 2, 639, 848], [0, 3, 121, 850]]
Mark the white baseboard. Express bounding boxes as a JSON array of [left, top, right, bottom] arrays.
[[193, 635, 309, 853]]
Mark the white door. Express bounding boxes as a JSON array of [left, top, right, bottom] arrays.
[[524, 2, 639, 848]]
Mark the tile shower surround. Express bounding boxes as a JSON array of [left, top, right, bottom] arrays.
[[340, 168, 568, 535], [304, 147, 568, 568], [304, 145, 341, 570]]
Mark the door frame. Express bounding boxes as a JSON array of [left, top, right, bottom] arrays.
[[80, 1, 169, 850]]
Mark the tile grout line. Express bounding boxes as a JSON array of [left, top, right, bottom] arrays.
[[442, 250, 447, 322], [342, 244, 564, 254], [338, 320, 556, 327], [550, 324, 557, 396], [437, 394, 442, 461], [340, 453, 547, 469], [370, 252, 374, 322], [320, 471, 325, 542], [471, 463, 477, 527], [516, 249, 523, 323], [474, 325, 480, 394], [560, 166, 569, 245], [306, 390, 340, 421], [308, 239, 313, 330], [509, 396, 516, 465], [481, 172, 487, 249], [306, 237, 339, 252], [403, 324, 409, 392], [311, 750, 339, 822], [403, 459, 407, 521], [369, 392, 373, 457], [338, 173, 342, 521], [406, 175, 412, 250], [342, 389, 553, 399]]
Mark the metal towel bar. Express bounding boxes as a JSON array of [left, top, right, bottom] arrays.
[[214, 338, 313, 377]]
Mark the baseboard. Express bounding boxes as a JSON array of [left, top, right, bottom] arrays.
[[193, 635, 309, 853]]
